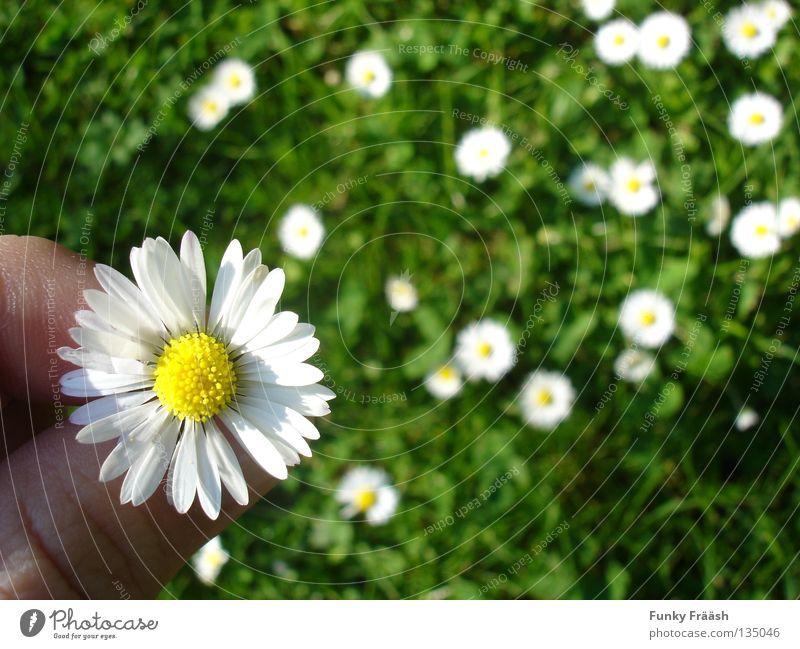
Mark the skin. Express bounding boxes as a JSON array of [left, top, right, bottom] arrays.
[[0, 236, 276, 598]]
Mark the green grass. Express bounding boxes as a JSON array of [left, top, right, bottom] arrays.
[[3, 0, 800, 598]]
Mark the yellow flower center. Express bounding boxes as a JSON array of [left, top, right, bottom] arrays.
[[740, 22, 758, 38], [298, 226, 309, 238], [229, 74, 242, 88], [204, 550, 226, 569], [355, 489, 377, 512], [477, 342, 493, 357], [536, 389, 553, 406], [203, 100, 219, 114], [478, 147, 490, 158], [656, 35, 670, 48], [755, 224, 769, 236], [627, 178, 642, 192], [749, 112, 765, 125], [154, 332, 237, 422], [583, 180, 596, 191], [614, 34, 625, 45], [640, 310, 657, 326], [362, 69, 376, 83], [438, 366, 455, 380]]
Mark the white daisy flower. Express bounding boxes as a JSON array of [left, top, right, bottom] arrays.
[[637, 12, 692, 70], [345, 50, 392, 98], [455, 319, 516, 382], [454, 126, 512, 183], [619, 289, 676, 349], [278, 204, 325, 260], [735, 407, 760, 431], [722, 5, 777, 59], [614, 348, 656, 383], [192, 536, 229, 585], [188, 86, 230, 131], [385, 274, 418, 313], [569, 163, 610, 206], [777, 197, 800, 238], [424, 363, 463, 400], [595, 19, 639, 66], [582, 0, 615, 21], [706, 194, 731, 236], [761, 0, 792, 29], [58, 231, 334, 519], [728, 92, 783, 146], [336, 467, 399, 526], [212, 58, 257, 106], [608, 157, 659, 216], [519, 370, 575, 430], [730, 202, 780, 258]]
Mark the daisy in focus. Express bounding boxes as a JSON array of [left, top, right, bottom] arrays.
[[569, 163, 609, 206], [706, 194, 731, 236], [761, 0, 792, 29], [619, 289, 675, 349], [614, 348, 656, 383], [728, 92, 783, 146], [454, 126, 512, 182], [581, 0, 615, 21], [455, 319, 516, 382], [336, 467, 399, 526], [188, 86, 230, 131], [608, 157, 659, 216], [279, 204, 325, 260], [637, 12, 692, 69], [424, 363, 463, 400], [595, 19, 639, 66], [730, 202, 780, 258], [519, 370, 575, 430], [777, 197, 800, 238], [346, 51, 392, 98], [212, 58, 257, 106], [385, 272, 418, 313], [722, 4, 776, 58], [58, 231, 333, 519], [192, 536, 230, 586]]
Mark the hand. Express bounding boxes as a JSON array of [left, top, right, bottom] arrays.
[[0, 236, 276, 598]]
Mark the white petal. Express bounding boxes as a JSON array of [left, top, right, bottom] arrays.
[[93, 264, 166, 336], [236, 400, 312, 457], [130, 242, 191, 335], [195, 429, 222, 519], [217, 264, 267, 340], [242, 312, 302, 354], [208, 240, 243, 331], [270, 437, 301, 466], [75, 400, 160, 443], [61, 368, 154, 398], [229, 268, 285, 347], [58, 346, 152, 376], [74, 309, 116, 333], [129, 416, 179, 506], [237, 362, 323, 387], [206, 419, 249, 506], [69, 390, 156, 426], [243, 384, 333, 416], [169, 423, 199, 513], [180, 231, 207, 329], [69, 326, 157, 361], [241, 336, 319, 368], [219, 410, 288, 479], [83, 289, 164, 345]]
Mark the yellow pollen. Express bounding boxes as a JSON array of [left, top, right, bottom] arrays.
[[438, 366, 455, 380], [740, 22, 758, 38], [627, 178, 642, 192], [477, 342, 493, 357], [536, 390, 553, 406], [205, 551, 225, 569], [656, 35, 670, 48], [583, 180, 596, 191], [153, 332, 236, 422], [614, 34, 625, 45], [298, 226, 309, 238], [229, 74, 242, 88], [355, 489, 377, 512], [478, 148, 490, 158], [749, 112, 765, 125], [203, 100, 218, 114], [640, 310, 656, 326], [362, 69, 376, 83], [755, 224, 769, 236]]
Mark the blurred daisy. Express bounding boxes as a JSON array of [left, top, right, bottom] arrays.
[[188, 86, 230, 131], [454, 126, 512, 182], [706, 194, 731, 236], [735, 407, 760, 431], [777, 197, 800, 238], [614, 348, 655, 383], [455, 319, 515, 382], [608, 157, 659, 216], [582, 0, 615, 21], [595, 19, 639, 66], [637, 12, 692, 69], [730, 202, 780, 258], [569, 163, 609, 206], [761, 0, 791, 29], [192, 536, 229, 586], [346, 51, 392, 98], [728, 92, 783, 146], [722, 5, 776, 59], [519, 370, 575, 430], [212, 58, 257, 106], [58, 232, 333, 519], [385, 273, 418, 313], [424, 363, 463, 400], [619, 289, 675, 349], [336, 467, 399, 525], [279, 204, 325, 260]]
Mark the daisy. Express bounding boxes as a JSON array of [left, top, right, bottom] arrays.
[[619, 289, 675, 349], [705, 194, 731, 236], [581, 0, 615, 21], [761, 0, 791, 29], [608, 157, 659, 216], [730, 202, 780, 258], [192, 536, 230, 585], [614, 348, 656, 383], [728, 92, 783, 146], [595, 19, 639, 66], [519, 370, 575, 430], [569, 163, 610, 206], [637, 12, 692, 69], [735, 407, 760, 431], [722, 5, 776, 59], [777, 197, 800, 238], [58, 231, 333, 519], [385, 273, 418, 313], [212, 58, 257, 106], [424, 363, 463, 400], [278, 204, 325, 260], [336, 467, 399, 526], [455, 319, 516, 382], [188, 86, 230, 131], [454, 126, 512, 182], [345, 51, 392, 98]]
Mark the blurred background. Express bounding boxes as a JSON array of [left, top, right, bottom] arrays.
[[1, 0, 799, 598]]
